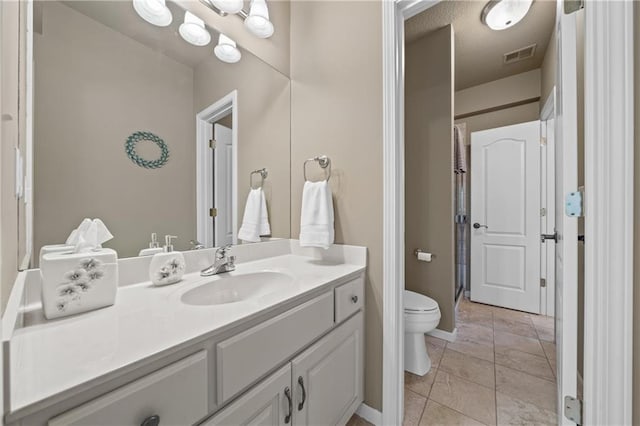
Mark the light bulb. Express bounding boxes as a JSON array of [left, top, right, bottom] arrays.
[[214, 34, 242, 63], [132, 0, 172, 27], [244, 0, 274, 38], [179, 11, 211, 46], [481, 0, 533, 31], [210, 0, 244, 15]]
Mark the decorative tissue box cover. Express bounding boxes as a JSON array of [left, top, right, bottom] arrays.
[[40, 249, 118, 319]]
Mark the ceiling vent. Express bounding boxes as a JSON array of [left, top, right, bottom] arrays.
[[503, 44, 537, 64]]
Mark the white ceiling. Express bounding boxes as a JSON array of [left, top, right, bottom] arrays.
[[60, 1, 227, 68], [405, 0, 556, 90]]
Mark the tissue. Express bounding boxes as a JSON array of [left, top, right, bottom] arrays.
[[74, 219, 114, 253]]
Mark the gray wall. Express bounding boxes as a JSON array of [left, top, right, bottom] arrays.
[[405, 26, 456, 333], [290, 0, 383, 411], [34, 2, 196, 258], [194, 53, 291, 240]]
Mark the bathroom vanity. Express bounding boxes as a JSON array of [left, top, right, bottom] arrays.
[[2, 240, 366, 425]]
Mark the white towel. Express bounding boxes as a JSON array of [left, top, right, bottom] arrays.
[[238, 188, 271, 243], [299, 180, 334, 249]]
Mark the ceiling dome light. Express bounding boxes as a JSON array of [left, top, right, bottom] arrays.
[[244, 0, 274, 38], [214, 34, 242, 63], [210, 0, 244, 14], [179, 11, 211, 46], [132, 0, 172, 27], [481, 0, 533, 31]]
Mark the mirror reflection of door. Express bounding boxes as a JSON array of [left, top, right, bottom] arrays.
[[213, 121, 233, 247]]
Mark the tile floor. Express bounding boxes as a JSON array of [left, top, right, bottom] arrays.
[[348, 297, 557, 426]]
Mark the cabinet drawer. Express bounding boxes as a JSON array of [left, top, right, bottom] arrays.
[[217, 292, 333, 404], [48, 351, 208, 426], [334, 276, 364, 323]]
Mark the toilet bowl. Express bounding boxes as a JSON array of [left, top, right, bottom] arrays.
[[404, 290, 441, 376]]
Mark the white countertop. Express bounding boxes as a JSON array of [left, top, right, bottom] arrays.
[[8, 244, 366, 416]]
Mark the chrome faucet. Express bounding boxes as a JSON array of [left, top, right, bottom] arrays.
[[200, 245, 236, 276]]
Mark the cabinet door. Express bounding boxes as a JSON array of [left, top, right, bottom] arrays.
[[202, 364, 292, 426], [292, 312, 364, 426]]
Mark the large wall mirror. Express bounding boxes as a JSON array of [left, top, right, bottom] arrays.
[[30, 0, 291, 263]]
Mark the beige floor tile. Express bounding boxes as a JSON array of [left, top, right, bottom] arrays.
[[430, 371, 496, 426], [447, 339, 495, 363], [496, 365, 556, 412], [541, 341, 557, 377], [535, 326, 555, 342], [405, 369, 437, 398], [457, 309, 494, 329], [456, 323, 494, 346], [439, 348, 495, 388], [495, 348, 555, 382], [404, 389, 428, 426], [427, 340, 446, 368], [493, 316, 538, 339], [494, 331, 545, 357], [346, 414, 374, 426], [458, 299, 494, 316], [420, 399, 486, 426], [492, 306, 532, 323], [496, 392, 556, 426], [425, 334, 448, 348], [530, 314, 555, 329]]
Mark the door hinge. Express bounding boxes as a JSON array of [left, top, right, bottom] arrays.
[[209, 139, 216, 149], [565, 190, 584, 217], [564, 0, 584, 15], [540, 278, 546, 288], [209, 208, 217, 217], [564, 395, 582, 424], [540, 136, 547, 146], [540, 208, 546, 217]]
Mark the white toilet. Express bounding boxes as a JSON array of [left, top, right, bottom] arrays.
[[404, 290, 441, 376]]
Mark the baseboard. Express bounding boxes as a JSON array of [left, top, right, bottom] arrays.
[[356, 403, 382, 426], [427, 327, 458, 342], [464, 290, 470, 298]]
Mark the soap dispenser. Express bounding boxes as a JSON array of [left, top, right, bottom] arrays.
[[149, 235, 185, 286], [139, 233, 163, 257]]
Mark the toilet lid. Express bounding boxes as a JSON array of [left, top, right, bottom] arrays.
[[404, 290, 439, 312]]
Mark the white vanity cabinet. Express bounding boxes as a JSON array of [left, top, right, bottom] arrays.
[[8, 273, 365, 426], [204, 311, 363, 426]]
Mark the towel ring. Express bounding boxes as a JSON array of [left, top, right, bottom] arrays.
[[303, 155, 331, 182], [250, 168, 268, 189]]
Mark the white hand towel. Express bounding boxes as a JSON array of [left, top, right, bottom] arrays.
[[238, 188, 271, 243], [299, 180, 334, 249]]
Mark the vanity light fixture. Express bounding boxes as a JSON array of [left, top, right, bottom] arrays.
[[244, 0, 274, 39], [179, 11, 212, 46], [132, 0, 172, 27], [209, 0, 244, 15], [214, 34, 242, 63], [481, 0, 533, 31]]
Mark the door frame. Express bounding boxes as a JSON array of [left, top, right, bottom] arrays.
[[381, 1, 634, 424], [196, 90, 238, 248], [583, 1, 634, 424], [540, 88, 556, 317]]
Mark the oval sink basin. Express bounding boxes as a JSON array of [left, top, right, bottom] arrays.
[[181, 272, 296, 306]]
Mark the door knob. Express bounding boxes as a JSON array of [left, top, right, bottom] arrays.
[[541, 232, 558, 243], [473, 223, 488, 229]]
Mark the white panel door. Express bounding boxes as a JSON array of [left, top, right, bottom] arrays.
[[470, 121, 541, 313], [213, 123, 233, 247], [555, 5, 579, 424]]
